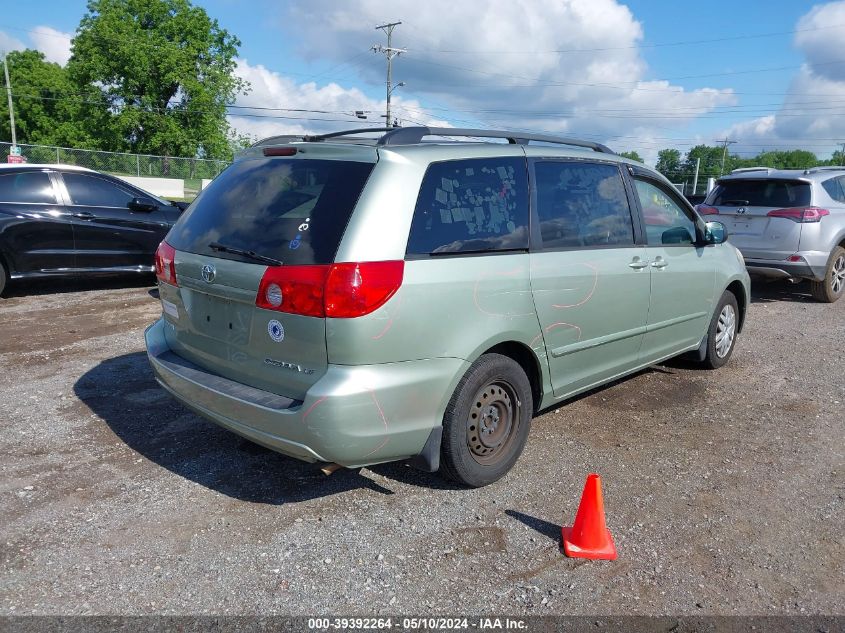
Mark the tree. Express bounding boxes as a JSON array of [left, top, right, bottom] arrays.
[[0, 50, 93, 147], [655, 148, 683, 181], [619, 150, 643, 163], [67, 0, 248, 159]]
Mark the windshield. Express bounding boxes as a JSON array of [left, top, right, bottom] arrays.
[[165, 157, 375, 265]]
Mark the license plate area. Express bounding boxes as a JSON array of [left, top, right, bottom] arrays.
[[189, 291, 252, 342]]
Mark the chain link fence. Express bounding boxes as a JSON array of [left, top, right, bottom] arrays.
[[1, 142, 230, 182]]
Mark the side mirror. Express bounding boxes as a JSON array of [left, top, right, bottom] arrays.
[[703, 220, 728, 245], [661, 226, 695, 245], [127, 197, 158, 212]]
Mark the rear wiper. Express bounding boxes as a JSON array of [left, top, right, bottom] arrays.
[[722, 199, 750, 206], [208, 242, 282, 266]]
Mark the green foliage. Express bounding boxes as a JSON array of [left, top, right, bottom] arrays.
[[654, 144, 844, 193], [619, 150, 643, 163], [0, 50, 94, 147], [655, 148, 683, 182], [67, 0, 248, 159]]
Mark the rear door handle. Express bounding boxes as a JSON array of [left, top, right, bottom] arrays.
[[628, 258, 649, 269], [651, 257, 668, 269], [71, 211, 95, 220]]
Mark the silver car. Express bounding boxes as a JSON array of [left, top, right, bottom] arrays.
[[699, 166, 845, 302]]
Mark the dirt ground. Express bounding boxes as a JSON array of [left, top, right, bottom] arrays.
[[0, 275, 843, 616]]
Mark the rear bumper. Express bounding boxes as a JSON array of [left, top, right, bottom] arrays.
[[145, 318, 466, 468], [745, 256, 826, 282]]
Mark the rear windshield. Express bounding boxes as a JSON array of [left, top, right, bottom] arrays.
[[709, 179, 811, 208], [166, 158, 374, 265]]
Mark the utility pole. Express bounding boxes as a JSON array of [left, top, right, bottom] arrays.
[[372, 21, 405, 128], [2, 51, 17, 148], [692, 157, 701, 195], [716, 137, 737, 175]]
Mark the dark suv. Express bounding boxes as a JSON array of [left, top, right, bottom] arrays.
[[0, 164, 183, 295]]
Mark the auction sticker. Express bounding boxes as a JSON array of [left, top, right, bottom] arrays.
[[268, 319, 285, 343], [161, 299, 179, 319]]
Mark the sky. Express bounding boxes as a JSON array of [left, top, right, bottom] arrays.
[[1, 0, 844, 165]]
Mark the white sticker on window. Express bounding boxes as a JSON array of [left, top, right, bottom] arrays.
[[435, 188, 448, 204], [439, 208, 453, 224]]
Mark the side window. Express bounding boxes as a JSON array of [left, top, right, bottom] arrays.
[[822, 176, 845, 204], [63, 173, 135, 207], [535, 161, 634, 248], [634, 179, 697, 246], [0, 172, 57, 204], [406, 157, 529, 255]]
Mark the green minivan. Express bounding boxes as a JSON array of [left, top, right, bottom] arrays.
[[145, 127, 750, 487]]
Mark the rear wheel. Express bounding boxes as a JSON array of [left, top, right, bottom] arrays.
[[440, 354, 533, 488], [810, 246, 845, 303], [699, 291, 739, 370]]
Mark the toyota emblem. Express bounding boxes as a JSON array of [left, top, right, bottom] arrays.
[[201, 264, 216, 283]]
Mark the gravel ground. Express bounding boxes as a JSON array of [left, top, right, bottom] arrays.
[[0, 275, 843, 616]]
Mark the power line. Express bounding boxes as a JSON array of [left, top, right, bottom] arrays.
[[400, 22, 845, 54]]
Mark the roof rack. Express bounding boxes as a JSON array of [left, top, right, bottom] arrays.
[[730, 167, 772, 174], [252, 126, 614, 154], [803, 166, 845, 175]]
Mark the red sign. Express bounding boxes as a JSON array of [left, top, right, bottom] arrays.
[[7, 154, 25, 163]]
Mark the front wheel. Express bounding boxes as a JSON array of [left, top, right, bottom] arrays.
[[699, 291, 739, 370], [810, 246, 845, 303], [440, 354, 533, 488]]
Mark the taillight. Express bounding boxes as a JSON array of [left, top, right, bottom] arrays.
[[255, 260, 404, 318], [325, 261, 404, 318], [256, 264, 330, 317], [767, 207, 829, 222], [696, 205, 719, 215], [154, 241, 178, 286]]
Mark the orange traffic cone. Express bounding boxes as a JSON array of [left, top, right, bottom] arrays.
[[561, 473, 617, 560]]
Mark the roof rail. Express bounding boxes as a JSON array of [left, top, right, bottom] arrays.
[[377, 126, 614, 153], [803, 166, 845, 175], [730, 167, 772, 174], [251, 126, 614, 154]]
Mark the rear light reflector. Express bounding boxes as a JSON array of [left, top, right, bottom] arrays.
[[787, 255, 805, 263], [154, 241, 178, 286], [256, 264, 329, 317], [325, 261, 405, 318], [256, 260, 404, 318], [766, 207, 829, 222], [696, 205, 720, 215], [263, 146, 297, 156]]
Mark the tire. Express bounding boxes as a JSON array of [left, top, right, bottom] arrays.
[[0, 259, 6, 297], [809, 246, 845, 303], [440, 353, 533, 487], [700, 290, 739, 370]]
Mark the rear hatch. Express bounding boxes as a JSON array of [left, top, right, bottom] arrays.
[[157, 149, 376, 400], [703, 178, 811, 260]]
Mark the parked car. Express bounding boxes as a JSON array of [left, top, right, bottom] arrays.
[[0, 164, 184, 295], [145, 126, 750, 487], [698, 166, 845, 302]]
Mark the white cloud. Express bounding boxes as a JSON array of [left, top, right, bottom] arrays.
[[721, 1, 845, 156], [275, 0, 736, 152], [0, 31, 26, 55], [29, 26, 73, 66], [228, 58, 453, 141]]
